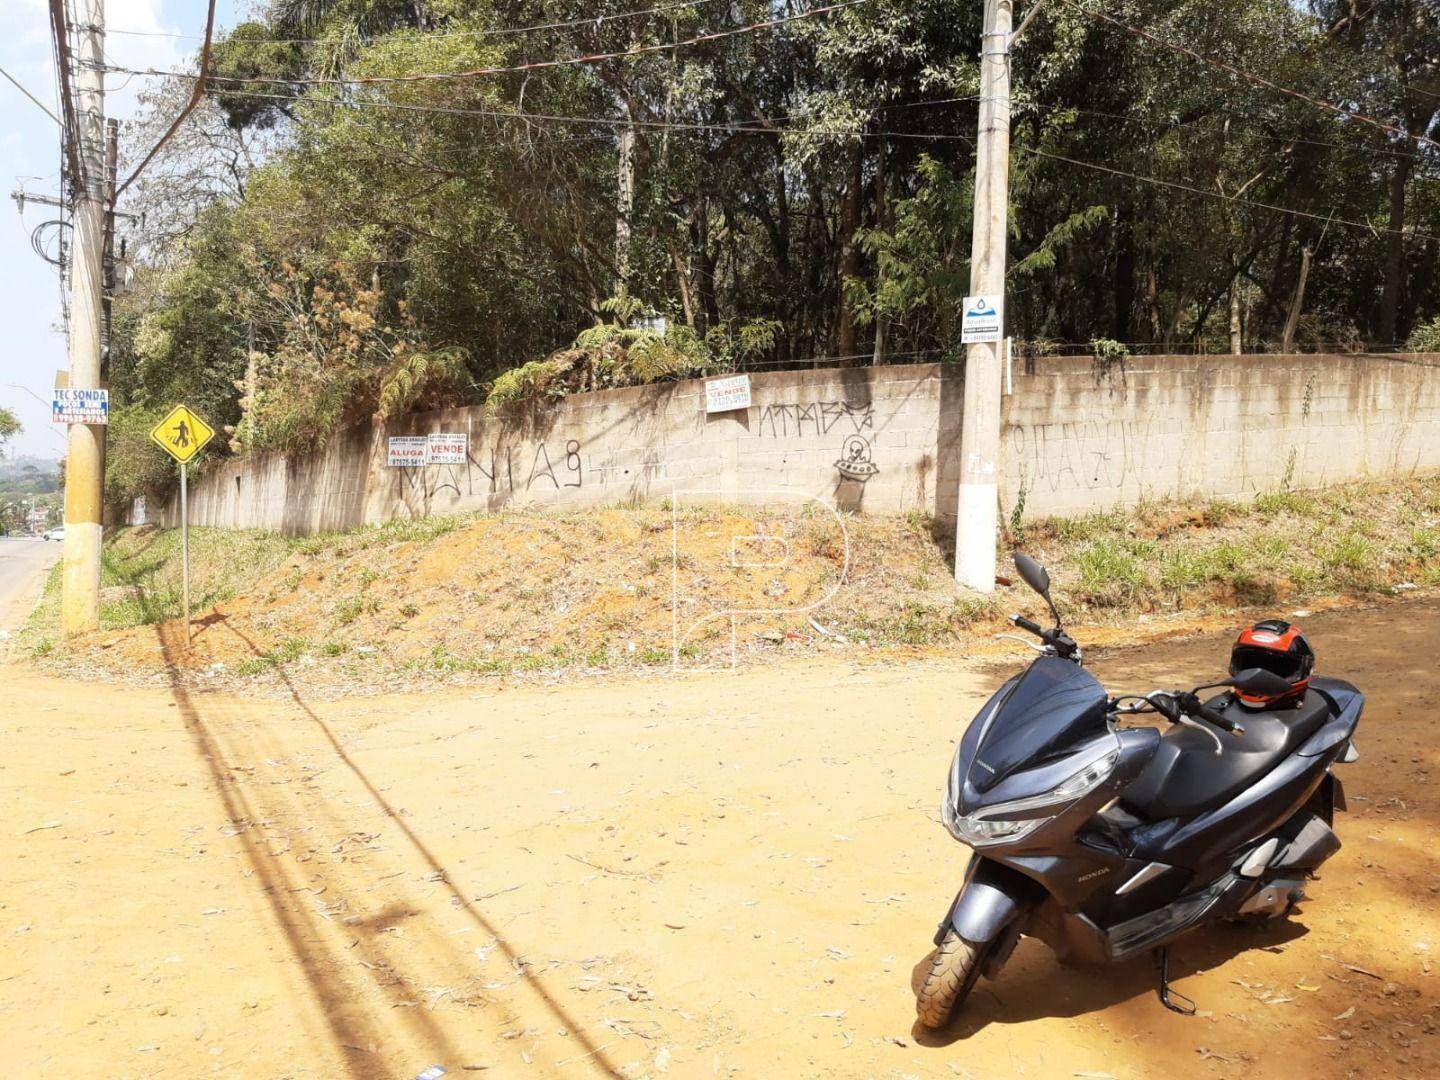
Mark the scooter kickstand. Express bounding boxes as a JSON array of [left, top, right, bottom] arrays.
[[1154, 947, 1197, 1015]]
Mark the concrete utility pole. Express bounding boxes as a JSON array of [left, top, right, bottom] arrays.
[[954, 0, 1013, 592], [60, 0, 105, 636]]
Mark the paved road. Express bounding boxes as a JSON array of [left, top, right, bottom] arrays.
[[0, 537, 59, 635]]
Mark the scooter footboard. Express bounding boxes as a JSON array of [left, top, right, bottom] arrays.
[[938, 858, 1041, 946]]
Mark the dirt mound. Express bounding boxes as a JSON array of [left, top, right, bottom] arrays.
[[22, 475, 1440, 694], [33, 506, 994, 691]]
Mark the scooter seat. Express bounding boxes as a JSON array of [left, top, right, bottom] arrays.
[[1120, 690, 1333, 822]]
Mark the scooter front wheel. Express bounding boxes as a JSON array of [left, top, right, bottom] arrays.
[[915, 929, 989, 1029]]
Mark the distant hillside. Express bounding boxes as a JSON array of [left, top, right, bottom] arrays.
[[0, 455, 61, 494]]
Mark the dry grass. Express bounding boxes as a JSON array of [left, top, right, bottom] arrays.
[[22, 474, 1440, 690]]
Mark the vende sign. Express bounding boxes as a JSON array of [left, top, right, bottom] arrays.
[[52, 387, 109, 425], [704, 374, 752, 414], [388, 433, 469, 466], [426, 432, 468, 464], [387, 435, 428, 467]]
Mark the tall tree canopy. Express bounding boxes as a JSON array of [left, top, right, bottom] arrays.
[[104, 0, 1440, 500]]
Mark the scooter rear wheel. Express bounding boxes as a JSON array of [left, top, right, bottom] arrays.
[[915, 929, 987, 1029]]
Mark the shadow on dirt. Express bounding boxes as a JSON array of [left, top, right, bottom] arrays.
[[216, 619, 624, 1077], [908, 918, 1308, 1045], [150, 618, 414, 1077]]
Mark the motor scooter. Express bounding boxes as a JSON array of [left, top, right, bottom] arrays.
[[917, 553, 1363, 1028]]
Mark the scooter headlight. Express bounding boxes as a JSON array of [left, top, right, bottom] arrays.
[[1049, 748, 1121, 801], [949, 814, 1050, 847], [943, 747, 1121, 847]]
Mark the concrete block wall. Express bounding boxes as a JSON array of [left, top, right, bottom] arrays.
[[159, 353, 1440, 533], [1002, 353, 1440, 516]]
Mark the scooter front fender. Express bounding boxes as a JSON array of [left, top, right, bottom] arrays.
[[937, 857, 1039, 946]]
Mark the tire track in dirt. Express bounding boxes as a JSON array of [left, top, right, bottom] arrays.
[[157, 616, 624, 1076]]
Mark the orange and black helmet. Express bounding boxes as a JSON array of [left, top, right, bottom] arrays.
[[1229, 619, 1314, 708]]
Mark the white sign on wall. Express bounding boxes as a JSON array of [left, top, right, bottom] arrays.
[[132, 495, 148, 526], [387, 435, 429, 467], [52, 387, 109, 424], [704, 374, 752, 414], [426, 432, 468, 464], [961, 295, 1004, 344]]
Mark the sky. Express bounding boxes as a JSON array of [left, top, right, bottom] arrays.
[[0, 0, 245, 459]]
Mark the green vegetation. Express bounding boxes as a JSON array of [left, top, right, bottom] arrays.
[[21, 475, 1440, 685], [21, 524, 304, 648], [1408, 316, 1440, 353], [1075, 538, 1151, 606], [1, 492, 60, 535], [99, 1, 1439, 508], [333, 595, 379, 625], [0, 406, 20, 448], [1021, 476, 1440, 610], [232, 637, 312, 676]]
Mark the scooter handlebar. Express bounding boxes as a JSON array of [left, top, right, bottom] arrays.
[[1174, 691, 1246, 736], [1195, 701, 1245, 736], [1010, 614, 1045, 636]]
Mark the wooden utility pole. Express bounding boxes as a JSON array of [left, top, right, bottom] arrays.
[[60, 0, 106, 636], [954, 0, 1013, 592]]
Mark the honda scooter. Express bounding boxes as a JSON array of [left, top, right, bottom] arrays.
[[917, 553, 1363, 1028]]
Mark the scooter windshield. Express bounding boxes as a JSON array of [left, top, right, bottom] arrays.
[[968, 656, 1109, 793]]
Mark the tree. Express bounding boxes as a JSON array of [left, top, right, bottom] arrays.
[[1311, 1, 1440, 343], [100, 0, 1440, 493], [0, 406, 20, 450]]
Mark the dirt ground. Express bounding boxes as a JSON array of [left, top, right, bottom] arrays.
[[3, 601, 1437, 1079]]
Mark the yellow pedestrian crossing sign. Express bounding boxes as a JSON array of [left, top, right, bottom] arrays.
[[150, 404, 215, 464]]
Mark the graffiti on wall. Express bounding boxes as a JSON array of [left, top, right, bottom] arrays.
[[1003, 418, 1154, 494], [757, 399, 874, 438], [835, 435, 879, 482], [398, 437, 587, 505], [755, 398, 883, 484], [588, 445, 669, 486]]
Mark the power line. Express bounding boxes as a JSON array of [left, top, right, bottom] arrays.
[[1016, 144, 1440, 243], [1012, 96, 1438, 165], [104, 0, 730, 46], [49, 0, 85, 187], [1060, 0, 1440, 153], [116, 0, 218, 198], [196, 83, 1436, 244], [0, 63, 63, 126], [193, 83, 977, 144], [107, 0, 868, 88]]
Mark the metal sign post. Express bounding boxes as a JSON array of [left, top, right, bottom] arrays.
[[180, 461, 190, 644], [149, 404, 214, 648]]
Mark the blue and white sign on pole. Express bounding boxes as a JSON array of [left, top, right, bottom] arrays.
[[51, 387, 109, 425], [961, 295, 1003, 344]]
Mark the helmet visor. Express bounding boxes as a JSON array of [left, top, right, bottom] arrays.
[[1231, 644, 1303, 682]]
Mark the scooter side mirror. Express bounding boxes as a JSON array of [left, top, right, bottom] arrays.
[[1013, 552, 1051, 598], [1013, 552, 1062, 626], [1229, 667, 1293, 698]]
